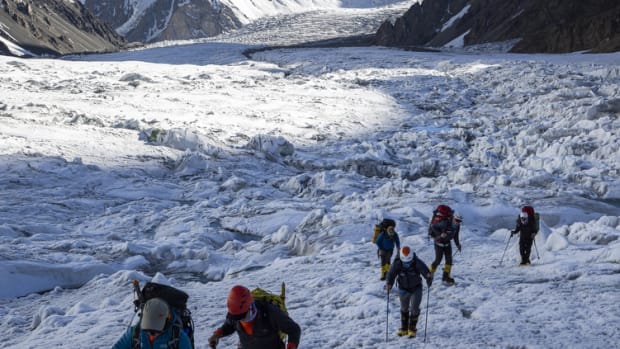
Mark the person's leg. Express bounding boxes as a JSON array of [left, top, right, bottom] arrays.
[[519, 238, 528, 265], [398, 291, 412, 336], [523, 238, 533, 264], [380, 250, 392, 280], [408, 286, 423, 337], [443, 245, 454, 283], [430, 244, 443, 273]]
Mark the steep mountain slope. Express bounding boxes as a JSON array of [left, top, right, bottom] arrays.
[[375, 0, 620, 53], [0, 0, 126, 57]]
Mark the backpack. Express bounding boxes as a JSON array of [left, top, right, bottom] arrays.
[[372, 224, 381, 243], [251, 283, 288, 341], [428, 205, 453, 236], [521, 206, 540, 233], [131, 281, 195, 349]]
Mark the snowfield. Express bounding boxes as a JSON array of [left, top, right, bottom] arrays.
[[1, 2, 619, 349]]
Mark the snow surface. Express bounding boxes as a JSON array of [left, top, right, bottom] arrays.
[[1, 3, 620, 349]]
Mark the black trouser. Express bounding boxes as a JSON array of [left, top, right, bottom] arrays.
[[379, 249, 393, 266], [398, 286, 423, 319], [519, 237, 533, 262], [431, 243, 452, 269]]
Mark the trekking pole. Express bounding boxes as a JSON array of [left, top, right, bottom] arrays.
[[385, 288, 390, 343], [533, 239, 540, 260], [452, 249, 461, 258], [424, 286, 430, 343], [499, 233, 512, 266]]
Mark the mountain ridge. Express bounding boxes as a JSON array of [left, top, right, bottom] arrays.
[[0, 0, 126, 57], [374, 0, 620, 53]]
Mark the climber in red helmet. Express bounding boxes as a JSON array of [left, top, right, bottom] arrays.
[[208, 285, 301, 349]]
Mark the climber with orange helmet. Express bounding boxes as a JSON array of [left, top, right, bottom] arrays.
[[208, 285, 301, 349], [384, 245, 433, 338]]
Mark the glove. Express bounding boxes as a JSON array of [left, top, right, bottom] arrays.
[[208, 330, 223, 348], [426, 274, 433, 287], [384, 284, 392, 292], [286, 343, 298, 349], [510, 230, 516, 237], [456, 244, 462, 252]]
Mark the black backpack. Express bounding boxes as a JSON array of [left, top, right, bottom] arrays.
[[131, 281, 195, 349]]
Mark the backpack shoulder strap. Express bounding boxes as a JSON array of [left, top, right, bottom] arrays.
[[167, 325, 180, 349], [132, 324, 140, 349]]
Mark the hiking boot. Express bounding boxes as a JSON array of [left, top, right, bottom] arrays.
[[397, 312, 408, 336], [408, 315, 418, 338], [442, 271, 455, 284], [380, 264, 390, 280]]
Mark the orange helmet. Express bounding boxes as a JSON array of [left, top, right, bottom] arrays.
[[400, 245, 414, 263], [227, 285, 253, 316]]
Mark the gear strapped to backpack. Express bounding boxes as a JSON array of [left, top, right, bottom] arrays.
[[251, 283, 288, 341], [131, 280, 195, 349]]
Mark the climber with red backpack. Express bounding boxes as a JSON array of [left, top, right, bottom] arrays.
[[428, 205, 461, 285], [511, 206, 540, 265], [208, 285, 301, 349]]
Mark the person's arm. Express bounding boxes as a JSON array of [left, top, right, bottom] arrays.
[[271, 307, 301, 349], [453, 223, 461, 249], [375, 231, 384, 248], [416, 258, 433, 286], [111, 327, 134, 349], [385, 261, 399, 289], [208, 317, 236, 348]]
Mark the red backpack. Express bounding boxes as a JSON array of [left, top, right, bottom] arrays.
[[521, 206, 540, 233], [432, 205, 453, 223], [428, 205, 453, 236]]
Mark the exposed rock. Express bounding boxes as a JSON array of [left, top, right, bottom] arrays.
[[0, 0, 126, 57], [375, 0, 620, 53], [82, 0, 241, 43]]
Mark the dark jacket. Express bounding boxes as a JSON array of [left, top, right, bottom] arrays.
[[429, 219, 459, 246], [219, 301, 301, 349], [375, 230, 400, 252], [386, 256, 431, 292], [514, 219, 537, 240]]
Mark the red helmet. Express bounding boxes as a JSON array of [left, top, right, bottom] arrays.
[[227, 285, 253, 316]]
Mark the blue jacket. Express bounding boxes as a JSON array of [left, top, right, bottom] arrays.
[[112, 321, 192, 349], [375, 230, 400, 252]]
